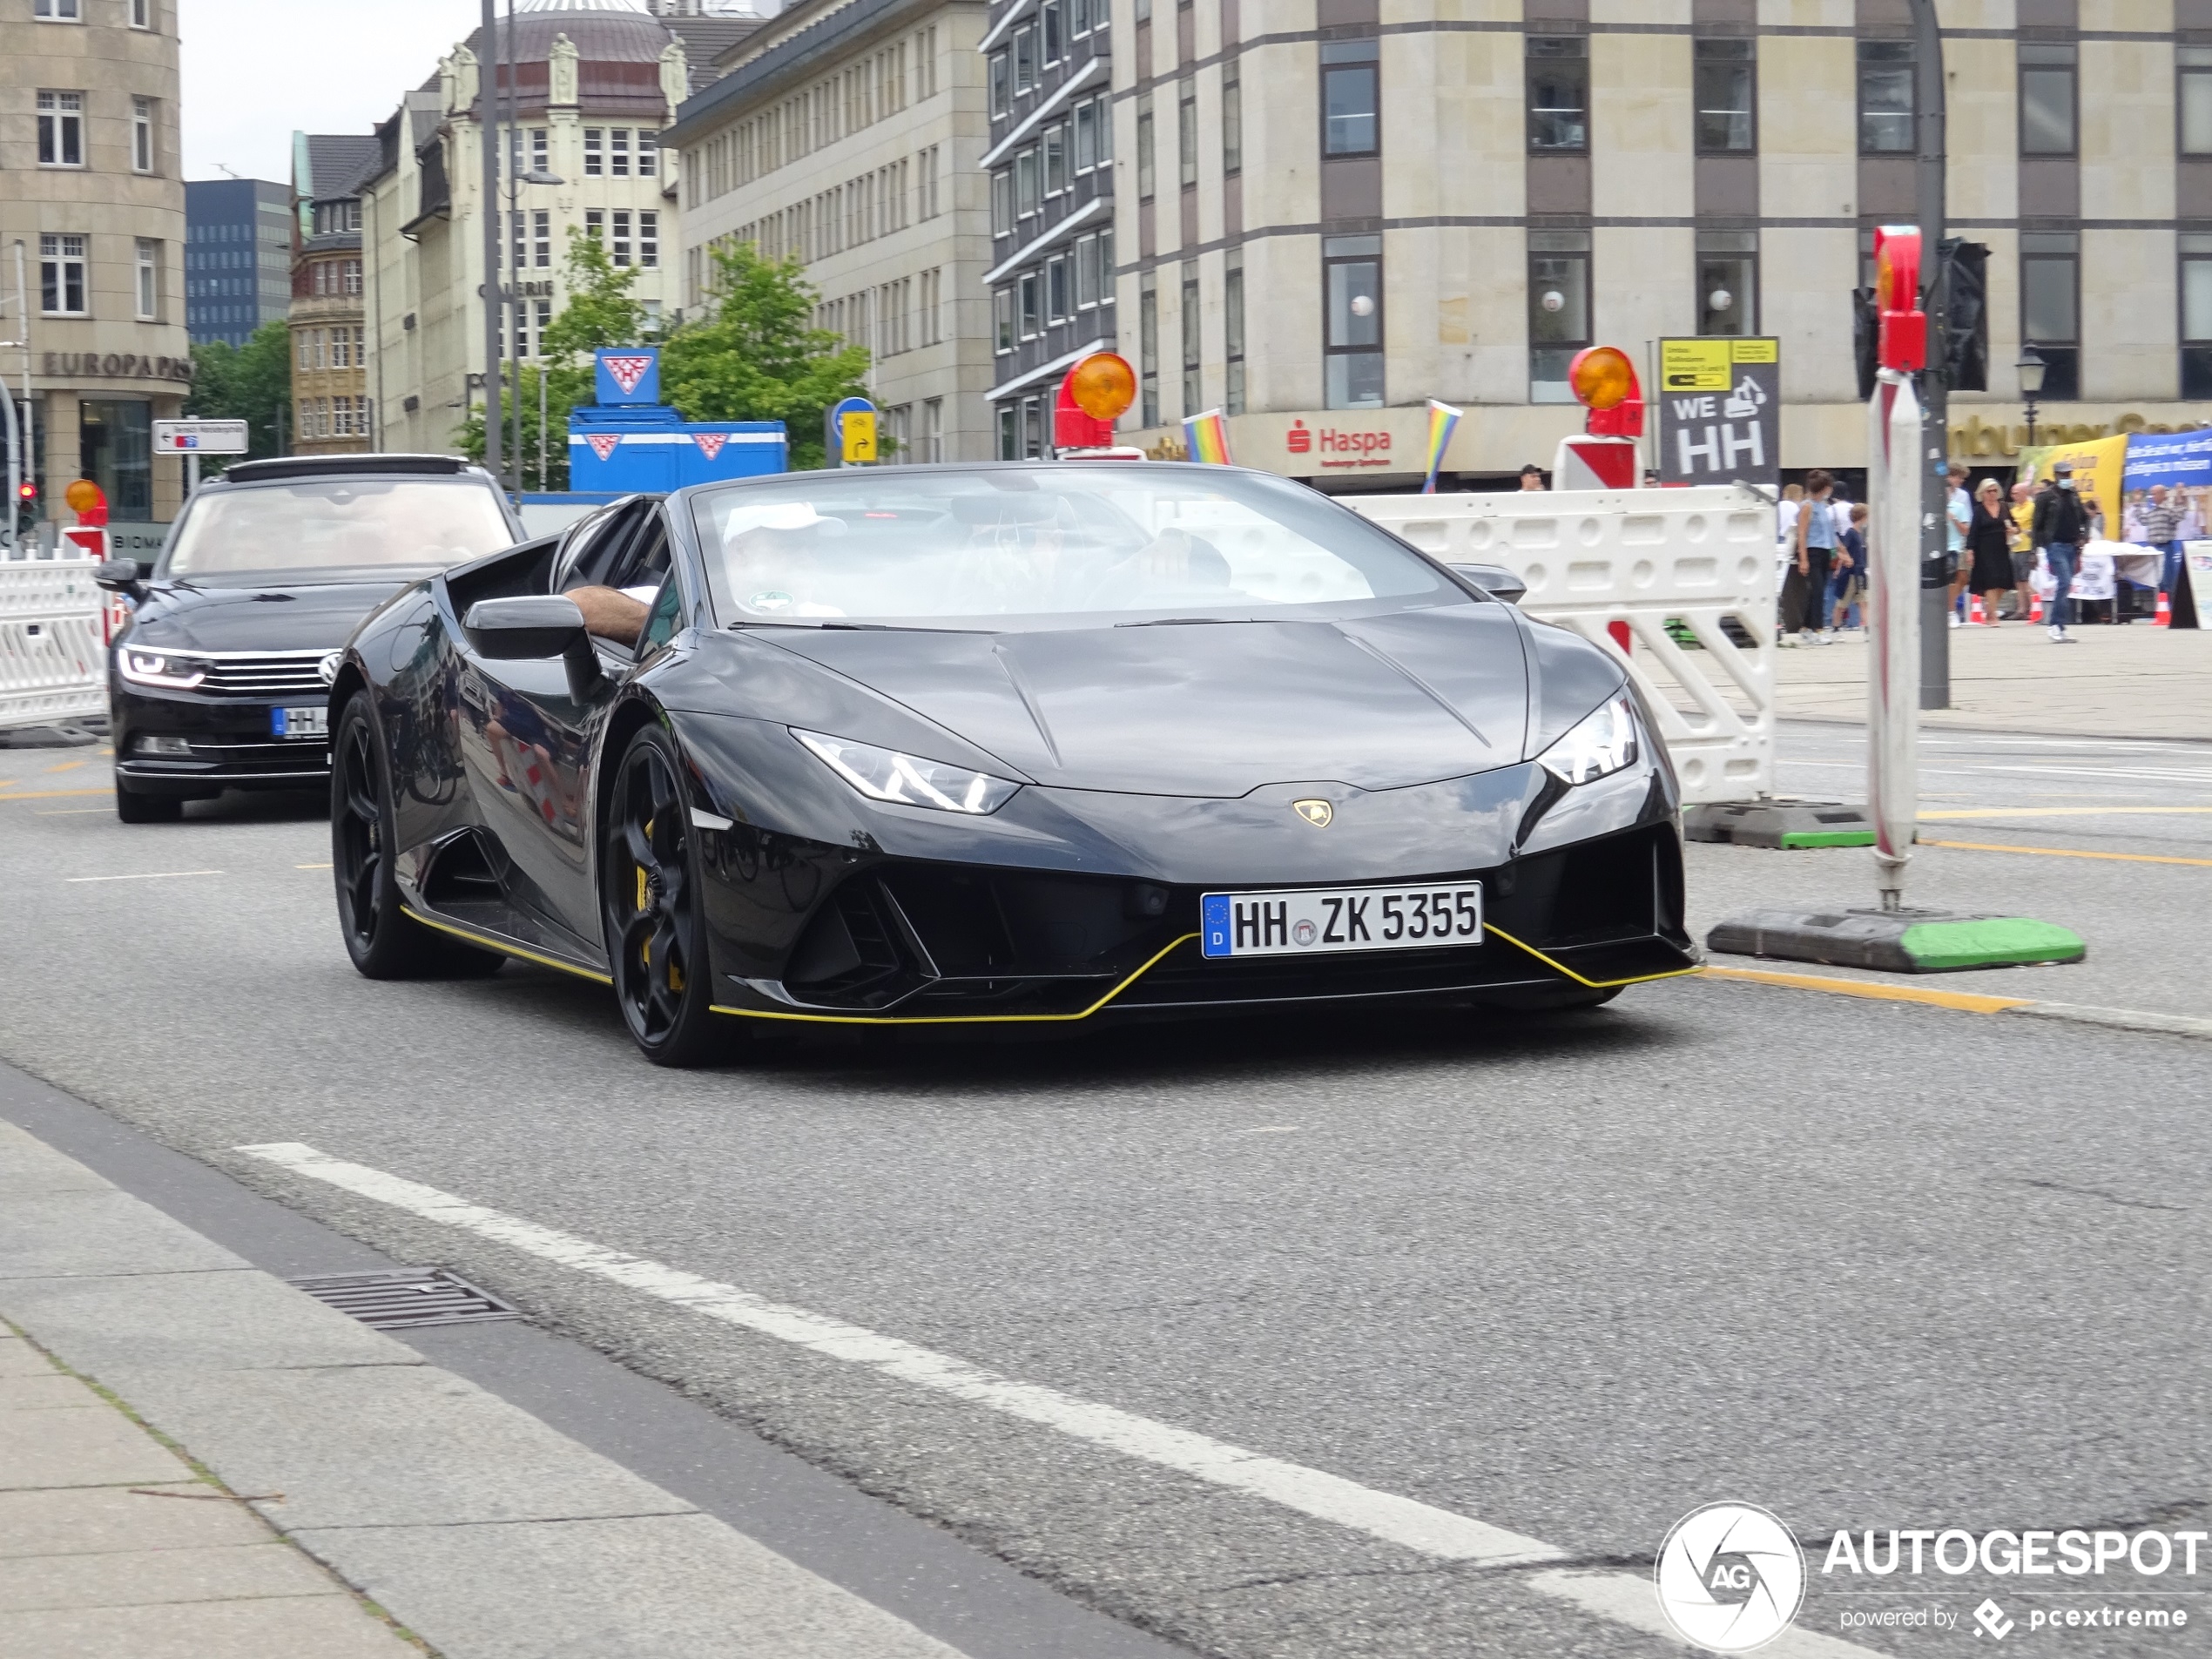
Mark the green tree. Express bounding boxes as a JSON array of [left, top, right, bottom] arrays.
[[185, 320, 293, 469], [661, 241, 870, 472], [457, 229, 650, 489]]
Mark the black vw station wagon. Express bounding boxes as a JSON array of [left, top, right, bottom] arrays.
[[97, 455, 522, 822]]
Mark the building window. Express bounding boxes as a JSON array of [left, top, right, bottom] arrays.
[[1093, 95, 1113, 165], [1179, 82, 1199, 185], [2020, 44, 2077, 157], [1014, 24, 1038, 93], [1139, 276, 1159, 426], [583, 128, 604, 176], [639, 211, 658, 268], [2183, 49, 2212, 157], [993, 286, 1014, 353], [1223, 75, 1242, 175], [2181, 234, 2212, 398], [135, 239, 158, 319], [40, 233, 88, 315], [132, 97, 156, 172], [1045, 123, 1069, 196], [1076, 233, 1103, 307], [1528, 230, 1591, 403], [1224, 253, 1245, 415], [1042, 0, 1063, 62], [1018, 270, 1042, 338], [999, 401, 1019, 459], [2021, 232, 2079, 400], [131, 0, 150, 24], [989, 51, 1010, 118], [610, 211, 633, 266], [344, 259, 361, 296], [1323, 235, 1383, 409], [1527, 37, 1588, 153], [1048, 253, 1071, 323], [1696, 231, 1757, 336], [1322, 41, 1380, 158], [37, 91, 84, 168], [1181, 265, 1202, 416], [1076, 99, 1100, 171], [531, 127, 549, 172], [532, 208, 550, 267], [991, 168, 1014, 236], [1071, 0, 1096, 32], [1858, 41, 1913, 154], [639, 129, 658, 177], [923, 397, 943, 464], [585, 208, 604, 249], [610, 128, 632, 177], [1015, 147, 1041, 216], [33, 0, 82, 18], [1136, 92, 1155, 199], [1694, 39, 1754, 153]]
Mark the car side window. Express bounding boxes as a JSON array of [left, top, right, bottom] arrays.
[[638, 580, 683, 655], [609, 514, 671, 596], [556, 501, 649, 593]]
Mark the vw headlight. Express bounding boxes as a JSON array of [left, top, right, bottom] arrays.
[[117, 647, 209, 690], [792, 730, 1021, 815], [1538, 691, 1642, 786]]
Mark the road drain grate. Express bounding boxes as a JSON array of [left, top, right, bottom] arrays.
[[285, 1268, 523, 1330]]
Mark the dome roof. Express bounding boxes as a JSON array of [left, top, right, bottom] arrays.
[[465, 4, 678, 65]]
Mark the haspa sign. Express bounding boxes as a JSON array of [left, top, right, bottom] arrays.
[[1285, 418, 1398, 470]]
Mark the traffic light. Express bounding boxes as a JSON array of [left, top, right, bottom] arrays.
[[1939, 239, 1990, 393]]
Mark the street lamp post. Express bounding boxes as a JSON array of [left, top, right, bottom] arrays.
[[2016, 341, 2046, 453]]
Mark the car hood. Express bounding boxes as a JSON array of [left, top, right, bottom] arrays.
[[759, 603, 1532, 796], [123, 578, 417, 653]]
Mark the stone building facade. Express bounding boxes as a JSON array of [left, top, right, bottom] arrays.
[[290, 134, 379, 456], [1, 0, 190, 534], [671, 0, 994, 463]]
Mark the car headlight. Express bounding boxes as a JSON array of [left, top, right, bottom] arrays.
[[1538, 691, 1642, 786], [116, 647, 209, 690], [792, 729, 1021, 815]]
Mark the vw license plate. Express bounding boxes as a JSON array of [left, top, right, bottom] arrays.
[[1201, 882, 1483, 960], [272, 705, 328, 739]]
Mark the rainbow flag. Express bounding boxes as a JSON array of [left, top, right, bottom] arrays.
[[1421, 401, 1463, 494], [1183, 408, 1233, 465]]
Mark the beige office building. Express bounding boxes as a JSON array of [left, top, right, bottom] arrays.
[[671, 0, 994, 462], [1116, 0, 2212, 489], [359, 6, 691, 459], [0, 0, 189, 537]]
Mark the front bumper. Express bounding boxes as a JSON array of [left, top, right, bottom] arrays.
[[111, 682, 331, 797]]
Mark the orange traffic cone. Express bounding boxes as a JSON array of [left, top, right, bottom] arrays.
[[2031, 592, 2044, 622], [2155, 589, 2172, 627], [1969, 595, 1986, 624]]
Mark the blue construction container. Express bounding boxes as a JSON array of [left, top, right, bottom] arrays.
[[565, 348, 786, 491]]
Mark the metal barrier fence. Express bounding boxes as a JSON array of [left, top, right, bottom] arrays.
[[1348, 486, 1776, 804], [0, 557, 108, 732]]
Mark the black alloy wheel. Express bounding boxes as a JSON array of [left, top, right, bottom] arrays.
[[604, 725, 719, 1067], [332, 691, 501, 980]]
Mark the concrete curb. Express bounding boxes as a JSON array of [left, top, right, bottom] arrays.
[[0, 1119, 967, 1659]]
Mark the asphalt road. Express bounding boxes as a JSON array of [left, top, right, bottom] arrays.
[[1, 724, 2207, 1657]]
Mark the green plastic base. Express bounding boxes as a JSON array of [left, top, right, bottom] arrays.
[[1685, 800, 1878, 850], [1777, 830, 1879, 849], [1707, 907, 2087, 974]]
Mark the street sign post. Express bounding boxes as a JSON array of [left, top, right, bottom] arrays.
[[826, 396, 878, 466], [1653, 339, 1779, 490], [152, 420, 249, 455]]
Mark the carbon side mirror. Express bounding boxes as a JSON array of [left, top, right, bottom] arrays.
[[1447, 562, 1528, 605], [462, 596, 608, 701]]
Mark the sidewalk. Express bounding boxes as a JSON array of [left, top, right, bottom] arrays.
[[1, 1325, 418, 1656], [0, 1118, 965, 1659], [1773, 620, 2212, 738]]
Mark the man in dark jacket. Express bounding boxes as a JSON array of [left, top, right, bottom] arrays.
[[2031, 464, 2091, 643]]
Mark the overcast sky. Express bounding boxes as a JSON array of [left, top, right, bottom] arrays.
[[179, 0, 486, 184]]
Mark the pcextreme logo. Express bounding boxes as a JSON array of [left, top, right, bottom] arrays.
[[1655, 1502, 1808, 1652]]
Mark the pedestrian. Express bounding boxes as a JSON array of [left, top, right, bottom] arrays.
[[2031, 462, 2090, 643], [1793, 468, 1840, 643], [1945, 462, 1973, 627], [1966, 478, 2017, 625], [1518, 464, 1546, 492], [1831, 502, 1869, 633], [2007, 482, 2037, 617], [2138, 482, 2186, 613]]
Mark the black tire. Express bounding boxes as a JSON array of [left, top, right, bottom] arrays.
[[114, 784, 183, 824], [332, 691, 502, 981], [603, 724, 721, 1067]]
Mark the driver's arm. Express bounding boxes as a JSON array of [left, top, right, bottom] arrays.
[[567, 585, 650, 647]]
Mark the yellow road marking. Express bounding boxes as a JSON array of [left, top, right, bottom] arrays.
[[0, 789, 113, 802], [43, 759, 86, 775], [1700, 964, 2031, 1014], [1922, 839, 2212, 868], [35, 808, 107, 816], [1919, 806, 2212, 819], [296, 862, 333, 870]]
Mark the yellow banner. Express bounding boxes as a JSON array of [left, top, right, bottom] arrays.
[[2018, 434, 2128, 537]]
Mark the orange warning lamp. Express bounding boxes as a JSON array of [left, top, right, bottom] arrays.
[[1568, 346, 1643, 438], [1872, 225, 1926, 372], [64, 479, 109, 528], [1055, 352, 1137, 452]]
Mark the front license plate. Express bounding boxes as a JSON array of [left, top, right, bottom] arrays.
[[272, 705, 328, 739], [1201, 882, 1484, 960]]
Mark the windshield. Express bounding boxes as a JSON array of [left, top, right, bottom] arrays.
[[164, 478, 515, 577], [686, 466, 1453, 630]]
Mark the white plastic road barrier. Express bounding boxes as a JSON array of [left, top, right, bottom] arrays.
[[1348, 485, 1776, 805], [0, 558, 108, 732]]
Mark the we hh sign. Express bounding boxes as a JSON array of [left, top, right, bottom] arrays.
[[1655, 338, 1780, 489]]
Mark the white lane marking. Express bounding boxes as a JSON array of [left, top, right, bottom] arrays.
[[64, 869, 223, 883], [233, 1143, 1891, 1656]]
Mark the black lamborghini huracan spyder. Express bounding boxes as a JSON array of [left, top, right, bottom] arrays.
[[330, 462, 1696, 1064]]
